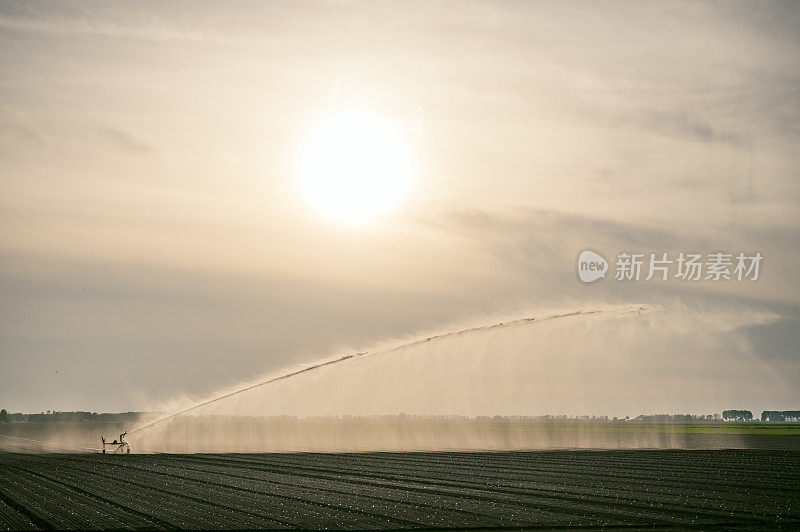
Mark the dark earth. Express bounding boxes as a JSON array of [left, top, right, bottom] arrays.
[[1, 448, 798, 529]]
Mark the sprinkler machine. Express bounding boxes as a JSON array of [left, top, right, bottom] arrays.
[[101, 431, 130, 454]]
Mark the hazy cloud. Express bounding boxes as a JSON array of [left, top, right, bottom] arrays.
[[639, 110, 743, 145], [99, 128, 156, 154]]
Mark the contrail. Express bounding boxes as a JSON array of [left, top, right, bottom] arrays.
[[130, 304, 651, 435]]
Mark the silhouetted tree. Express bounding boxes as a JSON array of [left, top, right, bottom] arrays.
[[761, 410, 800, 422], [722, 410, 753, 421], [0, 409, 9, 423]]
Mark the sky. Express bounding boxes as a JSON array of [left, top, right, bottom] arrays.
[[1, 1, 798, 415]]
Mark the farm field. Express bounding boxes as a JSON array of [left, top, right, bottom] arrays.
[[0, 449, 798, 530]]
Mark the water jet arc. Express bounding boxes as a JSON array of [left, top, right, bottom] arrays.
[[130, 305, 650, 435]]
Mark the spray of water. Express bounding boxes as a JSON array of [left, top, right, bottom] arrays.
[[3, 301, 786, 453], [130, 305, 650, 436], [123, 300, 790, 452]]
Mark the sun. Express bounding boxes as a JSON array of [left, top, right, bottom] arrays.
[[298, 111, 414, 226]]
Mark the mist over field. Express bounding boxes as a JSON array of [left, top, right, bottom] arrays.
[[3, 300, 790, 453], [85, 301, 783, 453]]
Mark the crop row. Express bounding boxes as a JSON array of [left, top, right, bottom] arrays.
[[161, 452, 794, 525], [0, 450, 798, 530]]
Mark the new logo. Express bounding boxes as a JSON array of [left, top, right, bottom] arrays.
[[578, 250, 608, 283]]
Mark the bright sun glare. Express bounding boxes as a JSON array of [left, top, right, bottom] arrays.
[[299, 112, 414, 226]]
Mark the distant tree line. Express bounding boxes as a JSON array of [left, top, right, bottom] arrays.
[[0, 411, 143, 423], [1, 409, 797, 423], [761, 411, 800, 422], [633, 414, 720, 423]]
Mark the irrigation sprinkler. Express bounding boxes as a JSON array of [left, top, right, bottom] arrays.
[[101, 431, 130, 454]]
